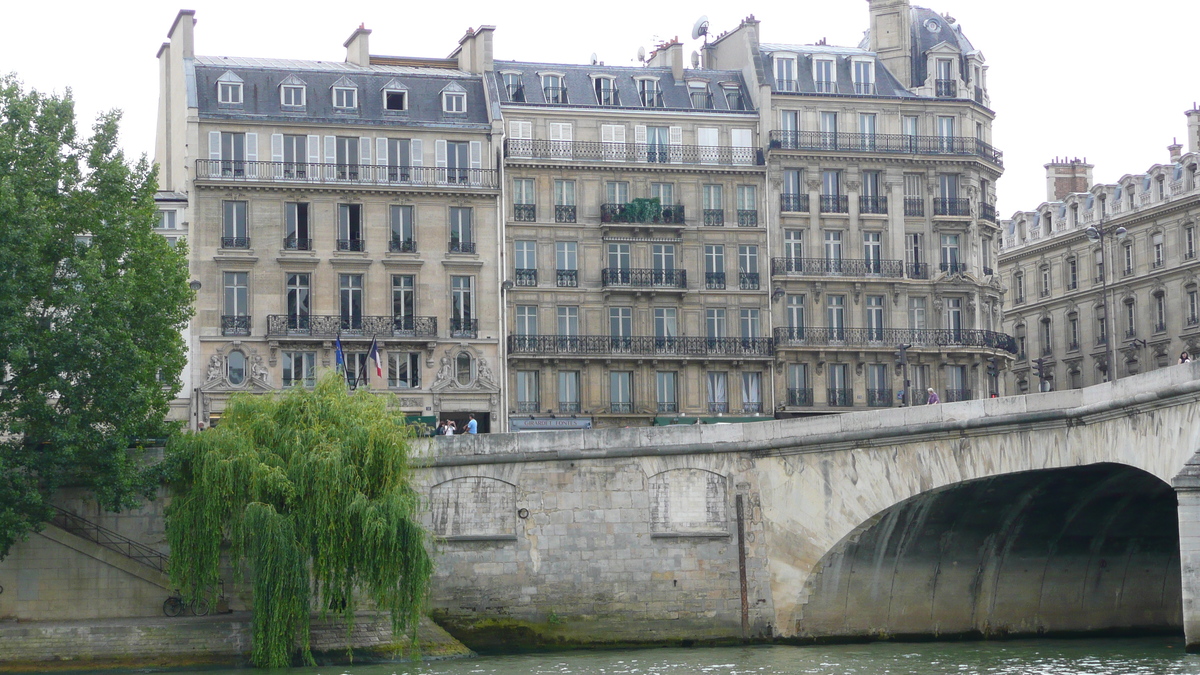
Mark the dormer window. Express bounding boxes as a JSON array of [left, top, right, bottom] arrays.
[[637, 79, 661, 108], [813, 58, 836, 93], [852, 59, 874, 94], [442, 83, 467, 113], [723, 85, 745, 110], [541, 73, 567, 104], [333, 87, 357, 109], [688, 81, 712, 109], [594, 77, 618, 106], [217, 71, 243, 105], [502, 72, 525, 102], [384, 90, 407, 111], [935, 59, 956, 97], [774, 55, 797, 92], [281, 85, 305, 107]]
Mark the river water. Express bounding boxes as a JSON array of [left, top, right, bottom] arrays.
[[181, 637, 1200, 675]]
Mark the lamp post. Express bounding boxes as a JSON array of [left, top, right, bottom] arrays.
[[1085, 221, 1127, 382]]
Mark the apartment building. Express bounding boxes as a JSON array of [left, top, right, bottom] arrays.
[[1000, 109, 1200, 391], [156, 13, 504, 431]]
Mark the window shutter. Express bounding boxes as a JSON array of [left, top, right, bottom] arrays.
[[549, 123, 562, 142], [634, 125, 647, 163], [324, 136, 336, 164], [510, 120, 531, 139], [244, 133, 258, 162], [209, 131, 221, 160], [435, 140, 447, 167], [668, 126, 683, 164], [376, 138, 388, 165], [410, 139, 423, 167], [306, 135, 320, 164], [470, 140, 482, 169], [601, 124, 615, 143], [359, 137, 372, 166], [271, 134, 284, 162]]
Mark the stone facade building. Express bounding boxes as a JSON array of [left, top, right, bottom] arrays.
[[999, 109, 1200, 392], [156, 0, 1015, 432]]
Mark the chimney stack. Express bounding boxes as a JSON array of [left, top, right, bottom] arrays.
[[647, 39, 685, 80], [1187, 106, 1200, 155], [1169, 139, 1183, 163], [454, 25, 495, 74], [167, 9, 195, 60], [1044, 157, 1094, 202], [344, 25, 371, 66], [866, 0, 913, 89]]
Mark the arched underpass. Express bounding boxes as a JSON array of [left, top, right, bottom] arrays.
[[799, 464, 1182, 640]]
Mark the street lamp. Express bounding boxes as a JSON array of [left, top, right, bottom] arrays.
[[1085, 222, 1127, 382]]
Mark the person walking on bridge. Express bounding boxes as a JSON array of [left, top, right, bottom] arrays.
[[926, 388, 940, 405]]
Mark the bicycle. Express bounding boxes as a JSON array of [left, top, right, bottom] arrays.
[[163, 589, 210, 617]]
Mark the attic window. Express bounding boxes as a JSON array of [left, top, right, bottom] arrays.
[[333, 87, 357, 109], [217, 72, 243, 105], [688, 81, 712, 109], [813, 58, 836, 93], [384, 90, 407, 111], [594, 77, 618, 106], [443, 91, 466, 113], [281, 85, 305, 107]]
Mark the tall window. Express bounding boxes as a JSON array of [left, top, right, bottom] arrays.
[[1069, 316, 1080, 348], [1187, 226, 1196, 260], [595, 77, 617, 105], [282, 135, 307, 177], [223, 272, 248, 335], [654, 308, 678, 340], [282, 352, 316, 388], [740, 308, 760, 339], [1041, 268, 1051, 297], [824, 230, 843, 262], [444, 140, 469, 182], [451, 276, 474, 334], [558, 371, 581, 412], [742, 372, 762, 413], [739, 245, 759, 290], [337, 203, 363, 251], [542, 74, 566, 104], [904, 173, 923, 215], [515, 240, 537, 284], [867, 364, 889, 406], [1067, 258, 1078, 290], [858, 114, 877, 150], [774, 56, 796, 91], [707, 372, 729, 413], [503, 72, 524, 101], [737, 185, 757, 224], [219, 132, 245, 177], [390, 205, 413, 251], [335, 136, 360, 179], [1190, 290, 1199, 325], [789, 364, 810, 404], [605, 181, 630, 204], [557, 306, 579, 336], [909, 297, 926, 329], [819, 112, 838, 148], [652, 244, 676, 272], [515, 305, 538, 336], [450, 207, 473, 251], [706, 308, 727, 339], [863, 231, 882, 272], [784, 230, 803, 259], [853, 60, 874, 94], [705, 245, 725, 289], [1153, 233, 1165, 267], [827, 295, 845, 339], [554, 180, 576, 223], [556, 241, 578, 285], [608, 243, 631, 270], [945, 297, 963, 334], [516, 371, 539, 410], [1155, 294, 1167, 331], [656, 371, 678, 412], [222, 201, 247, 248], [286, 273, 309, 328], [866, 295, 884, 340], [941, 234, 960, 269], [814, 59, 835, 92], [610, 371, 632, 412], [284, 202, 308, 250], [1123, 242, 1134, 275], [703, 184, 723, 225], [388, 352, 420, 389], [786, 295, 805, 331], [386, 138, 411, 181], [339, 274, 363, 330], [609, 307, 632, 344], [513, 178, 535, 222], [392, 275, 415, 324]]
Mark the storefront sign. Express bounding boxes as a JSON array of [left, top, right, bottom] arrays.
[[509, 417, 593, 431]]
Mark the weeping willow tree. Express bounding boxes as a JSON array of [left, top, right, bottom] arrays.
[[165, 373, 433, 667]]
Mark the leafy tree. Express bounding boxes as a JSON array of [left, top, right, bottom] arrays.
[[165, 374, 433, 668], [0, 75, 193, 558]]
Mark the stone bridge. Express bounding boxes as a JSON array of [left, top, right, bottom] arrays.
[[417, 362, 1200, 651]]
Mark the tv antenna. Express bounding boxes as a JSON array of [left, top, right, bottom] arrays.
[[636, 46, 646, 63], [691, 15, 710, 42]]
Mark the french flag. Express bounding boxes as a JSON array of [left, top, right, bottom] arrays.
[[367, 337, 383, 379]]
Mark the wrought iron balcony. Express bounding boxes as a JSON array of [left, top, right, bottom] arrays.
[[867, 388, 893, 407], [767, 131, 1003, 167], [556, 269, 578, 287], [389, 237, 416, 253], [904, 197, 925, 217], [935, 79, 958, 98], [195, 160, 499, 189], [743, 402, 763, 414], [601, 268, 687, 289], [507, 335, 774, 358], [600, 202, 685, 225], [515, 400, 540, 413], [820, 195, 849, 213], [558, 401, 582, 414], [283, 236, 312, 251], [771, 257, 904, 278], [944, 388, 972, 402], [703, 209, 724, 226], [513, 204, 536, 222], [781, 193, 809, 212], [708, 402, 729, 414], [980, 203, 997, 222], [907, 262, 930, 279], [705, 272, 726, 290], [596, 89, 620, 106], [504, 139, 762, 166], [814, 80, 836, 94], [641, 90, 665, 108], [940, 262, 968, 274], [773, 327, 1018, 354], [222, 315, 251, 336], [337, 238, 364, 252], [737, 210, 759, 227], [859, 195, 888, 214], [448, 240, 476, 254], [739, 272, 761, 290], [221, 236, 250, 249], [934, 198, 971, 216], [827, 388, 853, 407], [266, 314, 437, 339], [690, 91, 714, 109], [609, 402, 633, 414], [1069, 341, 1080, 352], [514, 268, 538, 287], [543, 86, 569, 104], [854, 81, 877, 95], [787, 388, 814, 406], [505, 84, 525, 102], [657, 401, 678, 413], [450, 318, 479, 339], [776, 78, 799, 93], [555, 205, 576, 223]]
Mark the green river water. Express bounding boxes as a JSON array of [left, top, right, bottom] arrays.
[[173, 638, 1200, 675]]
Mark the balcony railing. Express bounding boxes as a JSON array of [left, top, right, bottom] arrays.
[[601, 268, 687, 289], [740, 272, 761, 290], [221, 236, 250, 249], [222, 315, 251, 336], [657, 401, 678, 413], [703, 209, 725, 226], [507, 335, 774, 358], [556, 269, 578, 287], [944, 388, 972, 402], [774, 327, 1018, 354], [820, 195, 849, 213], [907, 263, 930, 279], [196, 160, 499, 188], [543, 86, 569, 104], [859, 195, 888, 214], [690, 92, 714, 109], [558, 401, 582, 414], [266, 314, 437, 339], [514, 268, 538, 287], [448, 240, 476, 254], [641, 90, 665, 108], [705, 272, 726, 290], [904, 197, 925, 217], [743, 402, 763, 414], [867, 388, 893, 407], [555, 205, 576, 223], [776, 78, 799, 93], [596, 89, 620, 106], [609, 401, 633, 414], [940, 261, 968, 274], [980, 203, 997, 222], [513, 204, 536, 222], [772, 257, 904, 278], [935, 80, 958, 98], [768, 131, 1003, 167], [781, 193, 809, 212], [336, 238, 364, 252], [737, 210, 759, 227], [600, 202, 685, 225], [389, 237, 416, 253], [934, 198, 971, 216], [787, 388, 814, 406], [515, 400, 540, 413], [505, 139, 763, 166], [283, 236, 312, 251], [827, 388, 853, 407], [505, 85, 525, 102], [708, 402, 729, 414], [450, 318, 479, 339]]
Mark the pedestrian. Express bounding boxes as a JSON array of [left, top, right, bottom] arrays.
[[446, 420, 455, 436], [435, 421, 446, 435], [926, 388, 940, 405], [1181, 351, 1192, 364], [466, 413, 478, 434]]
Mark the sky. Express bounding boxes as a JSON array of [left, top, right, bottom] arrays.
[[2, 0, 1197, 217]]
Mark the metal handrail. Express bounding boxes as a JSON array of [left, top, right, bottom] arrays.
[[772, 257, 904, 278], [195, 160, 499, 189], [50, 506, 168, 573], [508, 335, 774, 357], [505, 139, 763, 166], [774, 327, 1017, 354], [768, 131, 1002, 167]]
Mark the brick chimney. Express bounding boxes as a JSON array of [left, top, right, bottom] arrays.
[[867, 0, 913, 89], [344, 25, 371, 66], [1044, 157, 1093, 202], [1170, 139, 1183, 163], [1187, 106, 1200, 155], [647, 39, 684, 80]]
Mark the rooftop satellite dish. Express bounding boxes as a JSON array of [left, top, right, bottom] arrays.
[[691, 50, 700, 68], [637, 46, 646, 63], [590, 52, 599, 65], [691, 15, 710, 41]]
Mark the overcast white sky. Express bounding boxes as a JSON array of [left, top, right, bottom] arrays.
[[2, 0, 1196, 216]]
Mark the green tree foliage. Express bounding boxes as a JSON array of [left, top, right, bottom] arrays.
[[165, 374, 433, 668], [0, 75, 193, 558]]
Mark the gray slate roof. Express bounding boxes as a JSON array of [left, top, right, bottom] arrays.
[[756, 46, 915, 98]]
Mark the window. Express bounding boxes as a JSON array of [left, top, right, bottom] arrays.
[[516, 371, 540, 410], [389, 205, 414, 251], [650, 182, 674, 206], [706, 308, 727, 338], [1041, 319, 1053, 354], [223, 271, 248, 322], [982, 237, 992, 273], [443, 140, 470, 183], [852, 59, 874, 94], [689, 81, 712, 109], [824, 230, 843, 262], [218, 131, 245, 176], [903, 173, 924, 216], [384, 89, 407, 111], [707, 371, 729, 413], [558, 371, 581, 412], [594, 77, 617, 105], [556, 306, 578, 337], [556, 242, 577, 287], [157, 210, 177, 230], [282, 135, 307, 177], [610, 307, 632, 339], [451, 276, 474, 335], [858, 114, 877, 150], [515, 240, 537, 285], [286, 273, 310, 326], [907, 233, 924, 273], [864, 231, 882, 271], [281, 85, 305, 107], [514, 305, 538, 337], [814, 59, 836, 93], [282, 351, 316, 387], [554, 180, 576, 223], [503, 72, 525, 101], [774, 55, 797, 91], [605, 181, 629, 205], [450, 207, 473, 251], [339, 274, 363, 330], [1069, 316, 1080, 348], [542, 74, 567, 104], [218, 77, 243, 105], [945, 297, 963, 334], [1125, 300, 1137, 336], [1155, 294, 1167, 332], [828, 363, 849, 406], [827, 295, 845, 338], [392, 275, 415, 324], [739, 245, 759, 289], [1153, 233, 1165, 268], [782, 170, 804, 211], [740, 308, 761, 339], [821, 170, 844, 212], [337, 203, 363, 251], [703, 184, 723, 225], [940, 234, 960, 270], [1041, 268, 1051, 297], [652, 243, 676, 272], [819, 111, 838, 148], [737, 185, 757, 225], [909, 297, 927, 329], [222, 201, 248, 248], [866, 295, 884, 340], [654, 308, 678, 339], [333, 86, 357, 109], [742, 372, 762, 413], [656, 371, 678, 412], [1190, 290, 1199, 325], [1067, 258, 1078, 290], [935, 59, 955, 97], [1095, 249, 1105, 281], [610, 371, 633, 412], [227, 351, 247, 386], [705, 245, 725, 289], [784, 230, 803, 259], [1188, 226, 1197, 260], [638, 79, 661, 107], [608, 243, 631, 270], [386, 138, 411, 181], [787, 295, 805, 330], [335, 136, 360, 179], [513, 178, 535, 222], [861, 170, 882, 211], [388, 352, 420, 389], [443, 90, 466, 112], [788, 364, 810, 404]]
